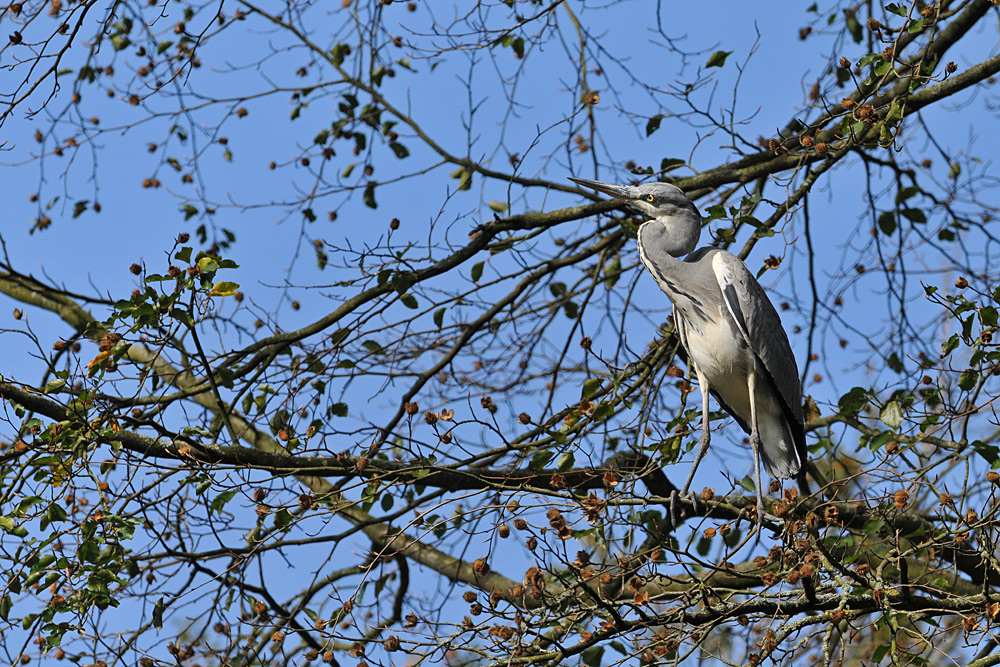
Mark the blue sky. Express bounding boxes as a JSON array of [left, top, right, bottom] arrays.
[[1, 1, 999, 663]]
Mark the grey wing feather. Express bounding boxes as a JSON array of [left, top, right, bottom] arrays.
[[711, 252, 804, 428], [673, 304, 689, 354]]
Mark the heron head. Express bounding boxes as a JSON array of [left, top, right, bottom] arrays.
[[569, 178, 700, 221]]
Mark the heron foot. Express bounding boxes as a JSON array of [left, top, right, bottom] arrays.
[[668, 489, 701, 528], [735, 499, 781, 539], [756, 493, 782, 524]]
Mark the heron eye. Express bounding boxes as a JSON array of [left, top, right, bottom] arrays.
[[645, 194, 655, 203]]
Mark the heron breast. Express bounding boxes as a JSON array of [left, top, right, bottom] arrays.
[[684, 317, 749, 381]]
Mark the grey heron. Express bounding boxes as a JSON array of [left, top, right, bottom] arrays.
[[570, 177, 806, 523]]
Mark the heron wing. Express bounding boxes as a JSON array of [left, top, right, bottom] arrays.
[[711, 251, 805, 439], [672, 303, 689, 354]]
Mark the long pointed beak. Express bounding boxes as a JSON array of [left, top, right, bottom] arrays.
[[568, 177, 637, 202]]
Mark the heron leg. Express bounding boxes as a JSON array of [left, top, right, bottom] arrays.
[[684, 368, 713, 496], [670, 368, 711, 527], [746, 369, 777, 524]]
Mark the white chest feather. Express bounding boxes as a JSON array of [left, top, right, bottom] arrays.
[[684, 316, 749, 382]]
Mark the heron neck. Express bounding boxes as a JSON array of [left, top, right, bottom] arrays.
[[639, 215, 700, 258]]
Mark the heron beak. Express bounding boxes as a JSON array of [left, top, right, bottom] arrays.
[[568, 177, 637, 202]]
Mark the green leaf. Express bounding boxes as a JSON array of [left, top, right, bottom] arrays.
[[646, 115, 663, 136], [581, 646, 604, 667], [175, 246, 193, 263], [72, 200, 89, 219], [877, 211, 896, 236], [868, 431, 897, 452], [529, 449, 554, 471], [44, 379, 66, 394], [895, 185, 919, 203], [900, 208, 927, 224], [170, 308, 194, 327], [303, 208, 317, 223], [958, 369, 978, 391], [705, 204, 727, 222], [331, 43, 351, 66], [963, 313, 976, 341], [400, 294, 418, 309], [857, 53, 880, 68], [723, 527, 743, 547], [872, 644, 889, 663], [389, 142, 409, 159], [660, 158, 685, 173], [470, 261, 484, 283], [603, 256, 621, 289], [591, 402, 613, 422], [363, 182, 377, 209], [706, 50, 732, 68], [882, 119, 896, 145], [330, 402, 348, 417], [434, 308, 446, 329], [980, 306, 998, 327], [971, 440, 1000, 467], [487, 200, 507, 213], [392, 271, 414, 294], [210, 490, 238, 515], [907, 18, 924, 34], [456, 168, 472, 191], [696, 536, 711, 556], [887, 353, 904, 373], [153, 598, 165, 629], [274, 508, 293, 528], [880, 401, 903, 431], [941, 334, 960, 358], [886, 100, 903, 122], [208, 281, 240, 297], [0, 516, 27, 538], [362, 340, 383, 354], [582, 378, 603, 400], [510, 36, 525, 58], [844, 9, 863, 42], [838, 387, 869, 415]]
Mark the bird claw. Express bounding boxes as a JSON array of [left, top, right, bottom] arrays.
[[756, 495, 782, 525], [668, 489, 701, 527]]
